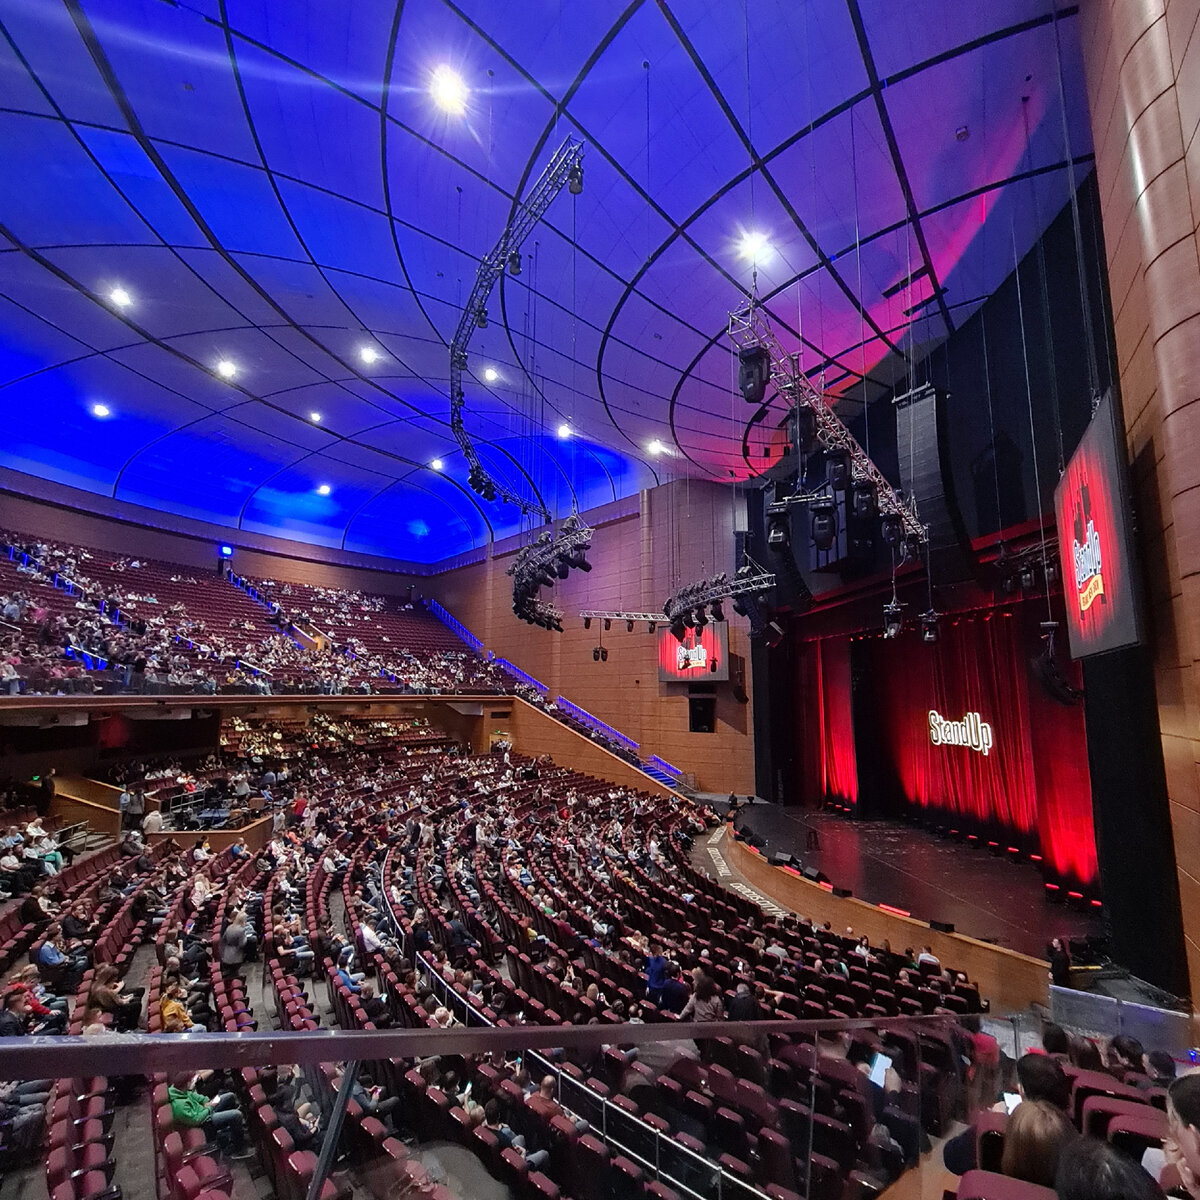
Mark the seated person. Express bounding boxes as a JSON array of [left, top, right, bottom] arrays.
[[1000, 1098, 1078, 1188], [168, 1072, 252, 1159]]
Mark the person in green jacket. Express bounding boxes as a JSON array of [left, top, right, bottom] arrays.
[[168, 1072, 250, 1158]]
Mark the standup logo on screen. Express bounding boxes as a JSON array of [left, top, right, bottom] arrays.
[[1071, 482, 1107, 615], [928, 709, 994, 757]]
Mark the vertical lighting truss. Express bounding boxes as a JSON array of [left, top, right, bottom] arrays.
[[727, 301, 927, 544], [449, 136, 586, 520]]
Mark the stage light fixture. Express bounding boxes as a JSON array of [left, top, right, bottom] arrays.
[[602, 619, 611, 632], [647, 622, 657, 633], [811, 501, 837, 551], [507, 249, 522, 275], [681, 609, 696, 629], [826, 448, 852, 491], [600, 646, 608, 662], [557, 424, 571, 439], [474, 305, 488, 329], [670, 618, 687, 642], [883, 602, 903, 639], [851, 480, 877, 520], [737, 230, 772, 265], [583, 617, 592, 630], [694, 607, 709, 628], [483, 367, 499, 383], [592, 647, 601, 662], [791, 406, 819, 455], [766, 511, 790, 550], [920, 611, 940, 644], [737, 345, 772, 405], [1020, 566, 1037, 591], [216, 359, 237, 379], [430, 64, 469, 114], [709, 600, 724, 623], [764, 621, 784, 648], [881, 514, 904, 546], [625, 620, 634, 633], [568, 163, 584, 194], [431, 458, 444, 471], [108, 286, 132, 308], [359, 345, 380, 364]]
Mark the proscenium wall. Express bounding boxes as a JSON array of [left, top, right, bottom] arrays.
[[430, 480, 757, 795], [1079, 0, 1200, 1008]]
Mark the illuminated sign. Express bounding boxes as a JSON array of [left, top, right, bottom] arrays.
[[657, 622, 730, 682], [928, 709, 994, 756]]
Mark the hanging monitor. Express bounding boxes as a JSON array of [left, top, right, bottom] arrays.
[[1053, 390, 1145, 659], [658, 622, 730, 682]]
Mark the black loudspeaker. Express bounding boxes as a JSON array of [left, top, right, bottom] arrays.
[[738, 346, 771, 405], [770, 851, 795, 867], [802, 866, 830, 885], [893, 384, 973, 585], [832, 886, 853, 898], [929, 919, 956, 933]]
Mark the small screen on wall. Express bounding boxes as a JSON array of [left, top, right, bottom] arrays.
[[658, 621, 730, 682], [1053, 390, 1145, 659]]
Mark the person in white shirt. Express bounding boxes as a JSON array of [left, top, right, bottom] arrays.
[[916, 946, 941, 967], [143, 809, 163, 834]]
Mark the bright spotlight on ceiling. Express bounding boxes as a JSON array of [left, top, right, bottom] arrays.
[[430, 64, 469, 115], [90, 403, 111, 418], [737, 230, 773, 265], [216, 359, 237, 379], [431, 458, 444, 471], [309, 411, 322, 423], [483, 367, 499, 383], [557, 424, 571, 439], [316, 484, 331, 496], [359, 346, 380, 364], [108, 287, 132, 308], [647, 439, 665, 456]]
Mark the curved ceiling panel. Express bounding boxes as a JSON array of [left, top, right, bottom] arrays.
[[0, 0, 1094, 562]]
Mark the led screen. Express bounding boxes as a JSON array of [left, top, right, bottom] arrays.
[[658, 622, 730, 682], [1053, 391, 1144, 659]]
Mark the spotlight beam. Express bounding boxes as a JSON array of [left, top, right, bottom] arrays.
[[449, 135, 585, 519]]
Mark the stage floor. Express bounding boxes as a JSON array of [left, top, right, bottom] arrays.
[[729, 806, 1103, 959]]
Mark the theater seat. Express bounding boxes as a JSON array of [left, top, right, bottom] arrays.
[[954, 1170, 1057, 1200]]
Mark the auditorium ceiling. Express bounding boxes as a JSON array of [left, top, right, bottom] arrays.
[[0, 1, 1091, 561]]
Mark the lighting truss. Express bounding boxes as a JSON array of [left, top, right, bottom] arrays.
[[662, 565, 775, 624], [449, 135, 586, 520], [728, 300, 927, 543], [578, 611, 663, 624], [505, 515, 594, 582]]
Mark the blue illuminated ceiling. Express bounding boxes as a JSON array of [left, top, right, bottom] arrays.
[[0, 0, 1092, 562]]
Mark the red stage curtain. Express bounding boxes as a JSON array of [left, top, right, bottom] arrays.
[[795, 638, 858, 805], [859, 611, 1097, 888]]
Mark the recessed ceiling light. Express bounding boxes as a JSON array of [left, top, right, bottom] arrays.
[[108, 287, 132, 308], [647, 439, 666, 456], [431, 458, 444, 471], [482, 367, 499, 383], [737, 230, 772, 265], [557, 424, 571, 439], [430, 64, 469, 115], [359, 345, 380, 364], [310, 411, 322, 423], [90, 403, 111, 418], [216, 359, 237, 379], [316, 484, 331, 496]]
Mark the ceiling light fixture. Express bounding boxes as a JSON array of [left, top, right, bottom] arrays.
[[431, 458, 444, 471], [216, 359, 237, 379], [430, 64, 469, 115], [316, 484, 331, 496], [737, 229, 772, 265], [90, 403, 111, 418], [309, 411, 322, 423], [557, 424, 571, 439], [108, 287, 132, 308], [647, 439, 665, 456], [483, 367, 499, 383], [359, 346, 380, 364]]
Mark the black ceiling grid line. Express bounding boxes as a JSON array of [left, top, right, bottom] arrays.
[[844, 0, 955, 338]]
